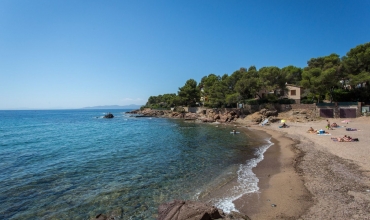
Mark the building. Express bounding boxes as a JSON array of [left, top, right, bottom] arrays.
[[284, 85, 304, 104]]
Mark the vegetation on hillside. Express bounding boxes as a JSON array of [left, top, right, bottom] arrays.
[[144, 42, 370, 109]]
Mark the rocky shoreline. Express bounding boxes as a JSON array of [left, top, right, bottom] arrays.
[[125, 108, 289, 124], [125, 106, 320, 129], [93, 200, 251, 220]]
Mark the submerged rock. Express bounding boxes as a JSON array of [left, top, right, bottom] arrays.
[[158, 200, 251, 220]]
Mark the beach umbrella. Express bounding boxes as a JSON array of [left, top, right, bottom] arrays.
[[281, 119, 286, 123]]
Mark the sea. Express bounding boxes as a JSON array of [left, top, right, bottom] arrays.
[[0, 109, 273, 220]]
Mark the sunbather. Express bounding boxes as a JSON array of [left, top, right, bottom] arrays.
[[343, 135, 352, 142], [280, 122, 289, 128], [331, 122, 339, 128], [332, 135, 359, 142], [308, 127, 318, 133]]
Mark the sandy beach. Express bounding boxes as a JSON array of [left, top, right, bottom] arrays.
[[236, 116, 370, 219]]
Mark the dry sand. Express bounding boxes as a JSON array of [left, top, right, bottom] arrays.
[[235, 116, 370, 219]]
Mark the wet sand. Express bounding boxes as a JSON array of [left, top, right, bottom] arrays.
[[234, 116, 370, 219], [234, 127, 312, 219]]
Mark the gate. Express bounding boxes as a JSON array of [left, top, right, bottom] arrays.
[[320, 109, 334, 118], [340, 108, 356, 118]]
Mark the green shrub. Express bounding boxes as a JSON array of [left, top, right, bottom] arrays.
[[277, 99, 295, 104], [301, 99, 314, 104]]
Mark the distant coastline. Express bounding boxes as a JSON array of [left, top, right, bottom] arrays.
[[81, 104, 143, 110]]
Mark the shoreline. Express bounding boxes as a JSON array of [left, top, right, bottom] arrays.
[[233, 117, 370, 219], [233, 126, 312, 219]]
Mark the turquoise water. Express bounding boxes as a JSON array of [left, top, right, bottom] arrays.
[[0, 110, 271, 219]]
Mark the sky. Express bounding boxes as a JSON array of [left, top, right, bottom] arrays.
[[1, 0, 369, 109]]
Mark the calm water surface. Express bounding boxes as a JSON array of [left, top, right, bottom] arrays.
[[0, 110, 271, 219]]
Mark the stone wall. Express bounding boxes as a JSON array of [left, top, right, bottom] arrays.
[[290, 104, 316, 110]]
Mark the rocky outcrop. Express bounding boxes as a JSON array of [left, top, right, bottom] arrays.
[[241, 108, 318, 125], [126, 107, 317, 125], [103, 113, 114, 118], [125, 109, 140, 114], [158, 200, 251, 220], [125, 108, 241, 123], [244, 112, 263, 124]]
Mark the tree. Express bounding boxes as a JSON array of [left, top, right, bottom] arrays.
[[199, 74, 222, 107], [281, 65, 302, 85], [206, 80, 228, 107], [178, 79, 200, 106], [258, 66, 285, 96], [225, 93, 240, 107], [224, 68, 246, 92], [235, 67, 262, 100], [342, 42, 370, 88], [342, 42, 370, 76], [302, 54, 343, 102]]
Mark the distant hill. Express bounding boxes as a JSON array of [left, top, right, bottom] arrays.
[[82, 104, 142, 109]]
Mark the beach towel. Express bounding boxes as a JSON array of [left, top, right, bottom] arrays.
[[260, 118, 269, 126], [346, 128, 358, 131], [317, 133, 331, 135]]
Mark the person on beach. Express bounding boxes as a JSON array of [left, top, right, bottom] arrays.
[[308, 127, 318, 133], [343, 135, 353, 142], [326, 119, 331, 130], [331, 122, 339, 128], [281, 123, 289, 128]]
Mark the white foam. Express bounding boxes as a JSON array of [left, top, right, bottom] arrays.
[[213, 138, 274, 213]]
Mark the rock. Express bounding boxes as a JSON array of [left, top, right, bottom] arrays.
[[225, 211, 252, 220], [158, 200, 250, 220], [93, 214, 107, 220], [264, 110, 278, 117], [206, 117, 215, 123], [229, 111, 237, 116], [244, 112, 263, 123], [125, 109, 140, 114], [219, 115, 229, 123], [259, 108, 268, 115], [103, 113, 114, 118]]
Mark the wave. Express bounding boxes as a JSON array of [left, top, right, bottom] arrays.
[[212, 138, 274, 213]]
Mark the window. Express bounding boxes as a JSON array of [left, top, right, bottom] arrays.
[[290, 90, 296, 96]]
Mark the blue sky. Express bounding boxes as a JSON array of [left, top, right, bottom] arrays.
[[1, 0, 369, 109]]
